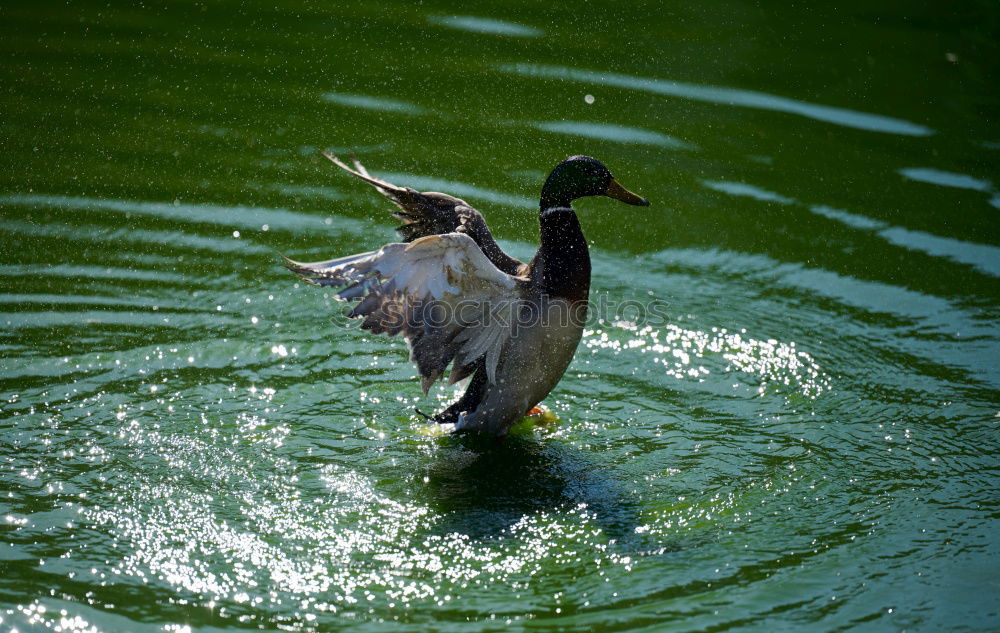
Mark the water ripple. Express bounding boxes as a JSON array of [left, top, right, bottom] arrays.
[[0, 194, 369, 235], [702, 179, 1000, 277], [320, 92, 427, 114], [429, 15, 542, 38], [534, 121, 692, 149], [503, 64, 934, 136], [899, 167, 993, 192]]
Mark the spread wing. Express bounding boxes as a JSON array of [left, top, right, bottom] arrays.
[[323, 152, 525, 276], [285, 233, 526, 394]]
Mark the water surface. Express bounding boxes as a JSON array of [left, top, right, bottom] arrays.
[[2, 1, 998, 632]]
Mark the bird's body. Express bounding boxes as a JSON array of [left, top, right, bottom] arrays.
[[453, 295, 584, 435], [286, 153, 648, 437]]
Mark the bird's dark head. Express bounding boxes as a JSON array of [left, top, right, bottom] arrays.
[[540, 155, 649, 211]]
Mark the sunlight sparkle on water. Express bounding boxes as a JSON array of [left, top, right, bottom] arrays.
[[83, 423, 650, 623], [584, 321, 830, 399]]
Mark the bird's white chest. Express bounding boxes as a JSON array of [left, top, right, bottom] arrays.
[[478, 298, 585, 431]]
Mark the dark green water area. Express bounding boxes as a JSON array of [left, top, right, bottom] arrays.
[[1, 1, 998, 631]]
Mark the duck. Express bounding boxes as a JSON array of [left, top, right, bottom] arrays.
[[285, 152, 649, 437]]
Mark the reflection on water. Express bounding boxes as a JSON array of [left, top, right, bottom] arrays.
[[504, 64, 935, 136], [3, 216, 268, 255], [269, 184, 345, 202], [0, 194, 360, 235], [900, 167, 1000, 210], [899, 167, 993, 192], [702, 180, 795, 205], [877, 226, 1000, 278], [428, 15, 542, 38], [320, 92, 427, 114], [809, 204, 887, 231], [702, 180, 1000, 277], [534, 121, 692, 149]]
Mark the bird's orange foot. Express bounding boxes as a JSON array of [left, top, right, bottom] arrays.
[[524, 405, 558, 425], [509, 405, 559, 433]]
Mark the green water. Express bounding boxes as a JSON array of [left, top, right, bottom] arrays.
[[2, 1, 999, 631]]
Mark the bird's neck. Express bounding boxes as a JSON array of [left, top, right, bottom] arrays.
[[536, 205, 591, 303]]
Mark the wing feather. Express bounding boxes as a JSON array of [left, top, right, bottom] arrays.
[[322, 152, 526, 276], [285, 233, 525, 394]]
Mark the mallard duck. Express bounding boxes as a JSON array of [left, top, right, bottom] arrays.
[[285, 153, 649, 437]]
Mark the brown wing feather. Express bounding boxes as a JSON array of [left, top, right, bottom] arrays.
[[321, 152, 525, 275]]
